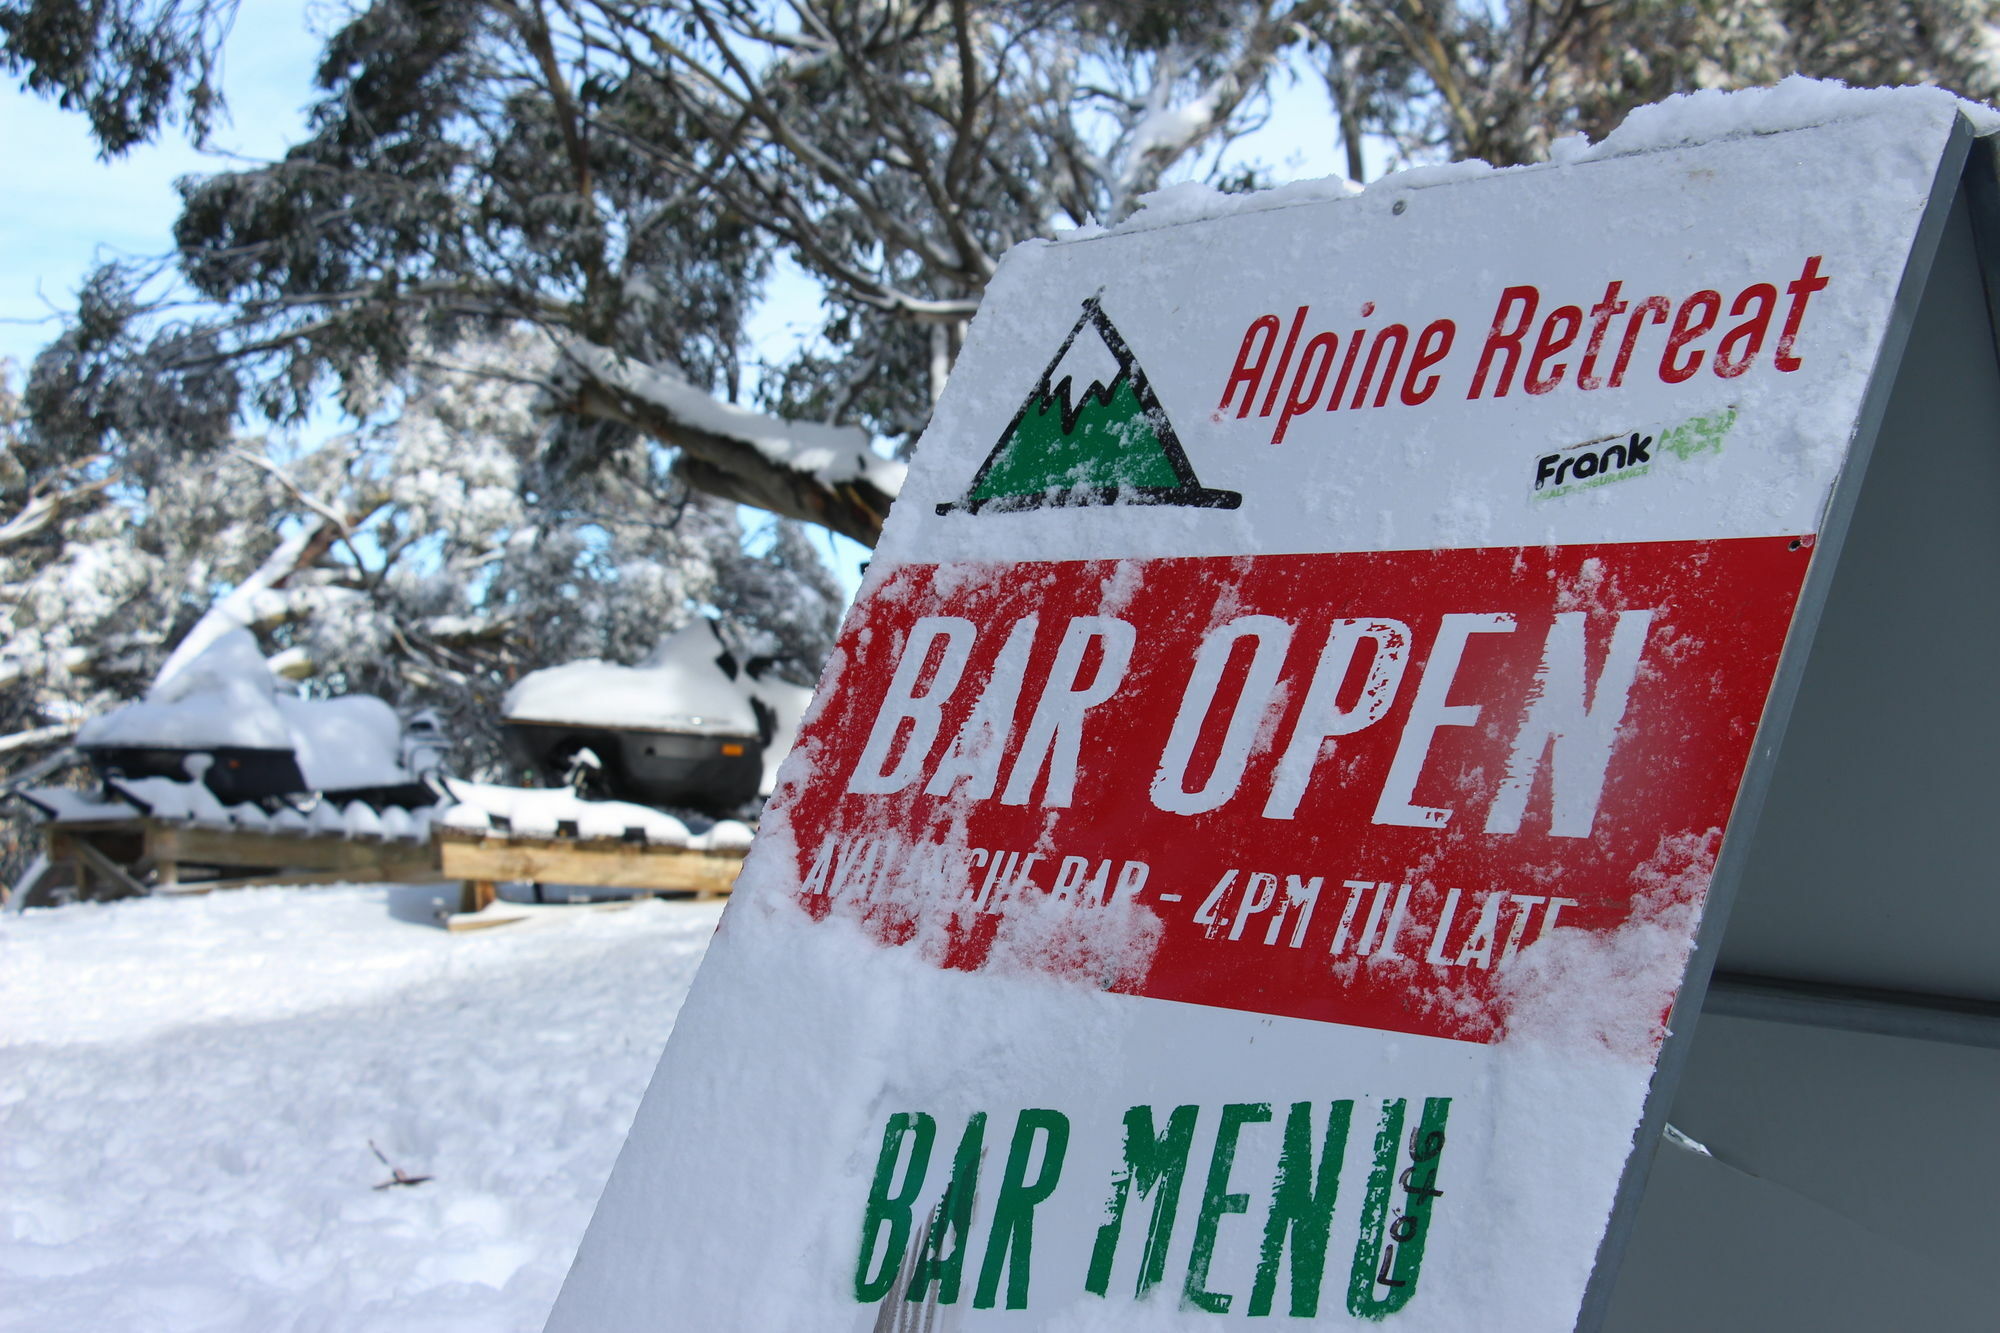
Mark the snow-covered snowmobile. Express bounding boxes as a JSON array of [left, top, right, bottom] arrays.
[[75, 630, 437, 811], [502, 620, 807, 816]]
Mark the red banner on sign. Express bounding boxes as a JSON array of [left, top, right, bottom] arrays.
[[777, 537, 1810, 1044]]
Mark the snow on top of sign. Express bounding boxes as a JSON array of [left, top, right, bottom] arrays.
[[1567, 75, 2000, 159], [1073, 78, 1995, 245], [504, 620, 762, 737], [1082, 175, 1364, 237]]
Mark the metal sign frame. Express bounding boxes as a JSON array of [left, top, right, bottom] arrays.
[[1584, 117, 2000, 1329]]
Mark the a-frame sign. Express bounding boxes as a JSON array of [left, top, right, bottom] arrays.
[[548, 87, 2000, 1331]]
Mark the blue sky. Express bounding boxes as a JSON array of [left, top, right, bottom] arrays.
[[0, 2, 324, 373], [2, 8, 1354, 373]]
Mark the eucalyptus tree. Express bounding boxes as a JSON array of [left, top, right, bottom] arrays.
[[6, 0, 2000, 804], [6, 0, 1329, 551], [1339, 0, 2000, 168], [0, 332, 845, 803], [9, 1, 1998, 555]]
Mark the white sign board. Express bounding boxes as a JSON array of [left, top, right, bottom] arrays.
[[548, 87, 1978, 1330]]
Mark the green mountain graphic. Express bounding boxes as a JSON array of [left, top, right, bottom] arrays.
[[938, 298, 1240, 516]]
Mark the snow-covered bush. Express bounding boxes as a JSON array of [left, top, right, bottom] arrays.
[[0, 339, 843, 882]]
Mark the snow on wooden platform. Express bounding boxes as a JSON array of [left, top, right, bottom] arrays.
[[10, 777, 752, 915], [436, 778, 753, 852], [17, 778, 438, 842]]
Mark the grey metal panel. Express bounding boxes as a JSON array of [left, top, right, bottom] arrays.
[[1601, 1013, 2000, 1331], [1706, 971, 2000, 1049], [1576, 119, 1981, 1331], [1590, 147, 2000, 1330], [1716, 185, 2000, 1003]]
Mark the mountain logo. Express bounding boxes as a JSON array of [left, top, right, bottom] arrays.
[[937, 297, 1241, 516]]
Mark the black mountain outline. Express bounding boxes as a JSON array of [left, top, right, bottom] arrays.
[[936, 296, 1242, 516]]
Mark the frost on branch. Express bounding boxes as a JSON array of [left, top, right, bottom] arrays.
[[546, 339, 904, 548], [0, 332, 849, 880]]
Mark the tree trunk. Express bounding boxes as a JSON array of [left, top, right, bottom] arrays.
[[551, 344, 901, 549]]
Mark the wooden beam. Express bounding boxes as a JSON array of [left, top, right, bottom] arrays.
[[4, 851, 57, 911], [145, 823, 443, 883], [460, 879, 497, 914], [442, 899, 650, 933], [436, 832, 743, 895], [65, 836, 151, 901], [157, 868, 447, 894]]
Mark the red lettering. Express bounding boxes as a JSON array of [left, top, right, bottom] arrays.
[[1525, 306, 1583, 394], [1576, 282, 1627, 390], [1274, 332, 1340, 444], [1352, 324, 1410, 409], [1609, 296, 1670, 388], [1714, 283, 1777, 378], [1326, 327, 1366, 412], [1401, 319, 1456, 405], [1775, 255, 1829, 372], [1220, 315, 1279, 417], [1468, 286, 1540, 399], [1258, 306, 1310, 416], [1659, 290, 1722, 384]]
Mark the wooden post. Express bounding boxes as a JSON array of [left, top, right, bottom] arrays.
[[460, 879, 497, 914], [67, 837, 151, 900], [149, 825, 180, 893]]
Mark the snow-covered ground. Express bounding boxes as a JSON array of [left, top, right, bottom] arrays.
[[0, 885, 723, 1332]]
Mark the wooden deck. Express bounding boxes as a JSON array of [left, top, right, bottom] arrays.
[[435, 825, 745, 921], [8, 818, 446, 908], [10, 810, 747, 930], [150, 823, 445, 891]]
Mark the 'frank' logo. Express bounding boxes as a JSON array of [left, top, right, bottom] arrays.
[[1533, 407, 1737, 502], [938, 297, 1240, 516], [1535, 431, 1653, 493]]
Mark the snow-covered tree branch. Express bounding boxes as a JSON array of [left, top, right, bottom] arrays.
[[545, 338, 902, 547]]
